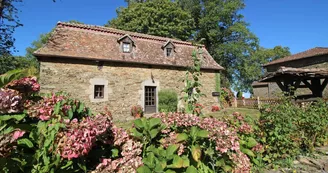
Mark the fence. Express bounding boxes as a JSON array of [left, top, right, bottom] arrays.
[[234, 97, 328, 109]]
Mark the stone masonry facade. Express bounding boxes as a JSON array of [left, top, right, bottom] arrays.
[[39, 58, 219, 122]]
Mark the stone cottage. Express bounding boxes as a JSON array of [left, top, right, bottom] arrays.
[[34, 22, 224, 120], [252, 47, 328, 98]]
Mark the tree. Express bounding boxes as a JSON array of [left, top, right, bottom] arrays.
[[0, 0, 22, 55], [244, 46, 290, 93], [180, 0, 260, 91], [0, 55, 34, 74], [107, 0, 195, 41]]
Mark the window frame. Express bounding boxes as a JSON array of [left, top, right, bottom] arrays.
[[122, 42, 131, 53], [166, 47, 173, 57], [94, 85, 105, 99]]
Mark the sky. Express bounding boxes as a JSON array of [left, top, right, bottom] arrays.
[[12, 0, 328, 56]]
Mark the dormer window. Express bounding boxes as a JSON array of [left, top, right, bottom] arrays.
[[166, 48, 172, 57], [162, 40, 175, 57], [123, 42, 131, 53], [118, 34, 135, 53]]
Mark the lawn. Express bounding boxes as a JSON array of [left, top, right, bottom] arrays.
[[205, 107, 261, 120], [114, 107, 260, 129]]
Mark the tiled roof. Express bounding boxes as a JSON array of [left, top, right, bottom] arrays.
[[263, 47, 328, 67], [34, 22, 224, 70]]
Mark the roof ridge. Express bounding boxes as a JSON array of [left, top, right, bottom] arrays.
[[57, 21, 203, 47], [263, 46, 328, 67], [314, 46, 328, 49]]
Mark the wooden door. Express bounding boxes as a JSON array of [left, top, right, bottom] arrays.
[[145, 86, 156, 114]]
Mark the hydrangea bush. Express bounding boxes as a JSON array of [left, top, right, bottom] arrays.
[[0, 76, 260, 173], [133, 112, 252, 172], [0, 77, 138, 173]]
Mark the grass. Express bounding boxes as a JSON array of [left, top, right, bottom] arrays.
[[205, 107, 261, 120], [114, 107, 261, 129]]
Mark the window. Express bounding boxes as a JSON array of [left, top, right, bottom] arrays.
[[94, 85, 104, 99], [122, 42, 131, 53], [166, 48, 172, 57]]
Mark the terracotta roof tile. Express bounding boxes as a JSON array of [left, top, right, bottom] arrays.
[[34, 22, 224, 70], [263, 47, 328, 67]]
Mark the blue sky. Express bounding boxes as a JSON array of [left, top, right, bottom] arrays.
[[13, 0, 328, 56]]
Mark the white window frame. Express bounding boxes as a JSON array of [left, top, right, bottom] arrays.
[[122, 42, 131, 53]]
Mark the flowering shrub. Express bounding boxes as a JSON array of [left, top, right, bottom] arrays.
[[5, 77, 40, 94], [56, 113, 112, 160], [227, 112, 264, 167], [259, 98, 328, 163], [211, 105, 220, 112], [193, 103, 204, 116], [135, 112, 252, 172], [0, 89, 23, 114], [220, 87, 234, 108], [0, 77, 139, 173], [131, 105, 143, 118], [0, 129, 25, 158]]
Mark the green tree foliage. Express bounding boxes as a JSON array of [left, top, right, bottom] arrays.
[[179, 0, 259, 91], [0, 0, 23, 55], [0, 55, 35, 74], [107, 0, 195, 41], [111, 0, 290, 92], [245, 46, 290, 93]]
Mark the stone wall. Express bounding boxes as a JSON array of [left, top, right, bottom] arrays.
[[39, 58, 219, 122], [252, 85, 269, 98]]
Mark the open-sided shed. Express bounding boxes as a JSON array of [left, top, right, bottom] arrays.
[[260, 67, 328, 99]]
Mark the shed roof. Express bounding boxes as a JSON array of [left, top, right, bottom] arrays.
[[260, 67, 328, 82], [263, 47, 328, 67], [34, 22, 224, 70]]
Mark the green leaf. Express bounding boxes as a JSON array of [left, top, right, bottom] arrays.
[[61, 160, 73, 169], [166, 144, 179, 157], [131, 128, 143, 138], [223, 165, 233, 172], [17, 138, 33, 148], [78, 102, 84, 113], [181, 155, 190, 167], [165, 170, 176, 173], [68, 109, 73, 119], [186, 166, 198, 173], [149, 118, 161, 129], [137, 166, 152, 173], [190, 126, 198, 138], [54, 103, 60, 115], [241, 148, 255, 157], [196, 130, 209, 138], [169, 155, 184, 168], [191, 145, 201, 162], [149, 129, 160, 139], [134, 119, 143, 129], [176, 133, 188, 142], [0, 114, 25, 121], [246, 137, 258, 148], [143, 153, 156, 168], [111, 148, 119, 157]]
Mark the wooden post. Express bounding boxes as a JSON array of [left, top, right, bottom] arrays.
[[257, 97, 261, 109], [234, 97, 237, 108]]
